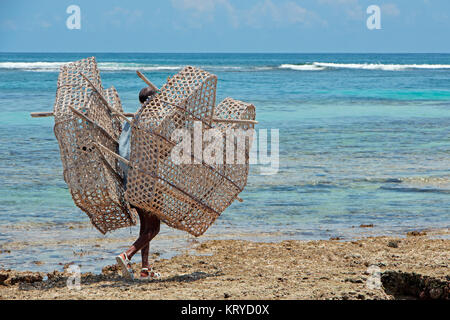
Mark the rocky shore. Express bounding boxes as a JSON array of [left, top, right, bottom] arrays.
[[0, 234, 448, 300]]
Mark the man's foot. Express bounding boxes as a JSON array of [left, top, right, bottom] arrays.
[[116, 252, 134, 280], [139, 267, 161, 280]]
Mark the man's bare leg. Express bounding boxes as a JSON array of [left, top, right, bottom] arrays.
[[141, 243, 149, 269], [141, 213, 160, 268], [120, 209, 160, 263], [139, 213, 160, 278], [139, 209, 149, 268]]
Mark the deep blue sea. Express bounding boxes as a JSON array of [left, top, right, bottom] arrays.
[[0, 53, 449, 272]]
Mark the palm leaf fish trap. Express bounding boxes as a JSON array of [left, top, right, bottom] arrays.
[[125, 66, 256, 236], [53, 57, 137, 234]]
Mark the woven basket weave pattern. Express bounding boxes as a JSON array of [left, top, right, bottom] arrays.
[[125, 67, 255, 236], [53, 57, 137, 234]]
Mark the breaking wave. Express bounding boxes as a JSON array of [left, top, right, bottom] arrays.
[[0, 62, 182, 72], [279, 64, 325, 71], [0, 62, 272, 72], [279, 62, 450, 71], [2, 61, 450, 72]]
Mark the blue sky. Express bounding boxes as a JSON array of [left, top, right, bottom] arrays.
[[1, 0, 449, 52]]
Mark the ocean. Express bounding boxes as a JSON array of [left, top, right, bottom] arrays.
[[0, 53, 449, 273]]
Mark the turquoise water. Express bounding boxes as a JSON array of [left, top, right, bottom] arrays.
[[0, 53, 449, 272]]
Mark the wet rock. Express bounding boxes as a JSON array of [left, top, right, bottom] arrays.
[[344, 253, 362, 259], [406, 231, 427, 237], [101, 264, 119, 275], [388, 240, 400, 248], [0, 271, 9, 285], [429, 288, 443, 299], [46, 270, 66, 282], [344, 278, 364, 284], [381, 271, 449, 300], [0, 270, 43, 286], [80, 272, 95, 281], [63, 262, 75, 271], [12, 273, 43, 285]]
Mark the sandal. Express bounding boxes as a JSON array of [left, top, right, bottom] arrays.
[[139, 267, 161, 280], [116, 252, 134, 280]]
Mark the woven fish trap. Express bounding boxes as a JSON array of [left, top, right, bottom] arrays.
[[125, 67, 255, 236], [210, 97, 256, 191], [54, 57, 101, 121], [53, 58, 137, 234]]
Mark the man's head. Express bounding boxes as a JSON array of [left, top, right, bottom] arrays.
[[139, 87, 157, 104]]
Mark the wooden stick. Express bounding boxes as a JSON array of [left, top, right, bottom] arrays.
[[136, 71, 159, 91], [31, 111, 257, 125], [31, 111, 135, 118], [93, 142, 130, 166], [212, 118, 258, 125], [79, 72, 132, 125], [94, 146, 125, 184], [30, 112, 54, 118], [68, 106, 119, 144]]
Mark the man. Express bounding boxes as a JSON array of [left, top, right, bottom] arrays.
[[116, 87, 161, 280]]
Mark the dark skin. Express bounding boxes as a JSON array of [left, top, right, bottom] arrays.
[[120, 208, 160, 269]]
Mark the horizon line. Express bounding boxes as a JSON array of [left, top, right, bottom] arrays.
[[1, 51, 450, 55]]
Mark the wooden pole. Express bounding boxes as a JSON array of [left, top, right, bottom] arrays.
[[93, 142, 130, 166], [31, 111, 135, 118], [211, 118, 258, 125], [30, 111, 257, 125], [79, 72, 132, 125], [68, 106, 119, 144], [30, 112, 54, 118], [136, 70, 159, 91]]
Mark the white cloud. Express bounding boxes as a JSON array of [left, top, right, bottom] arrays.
[[284, 1, 319, 25], [172, 0, 217, 12], [171, 0, 239, 28], [104, 6, 144, 27], [172, 0, 325, 29], [245, 0, 326, 28], [317, 0, 364, 20], [246, 0, 279, 27], [40, 21, 52, 29]]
